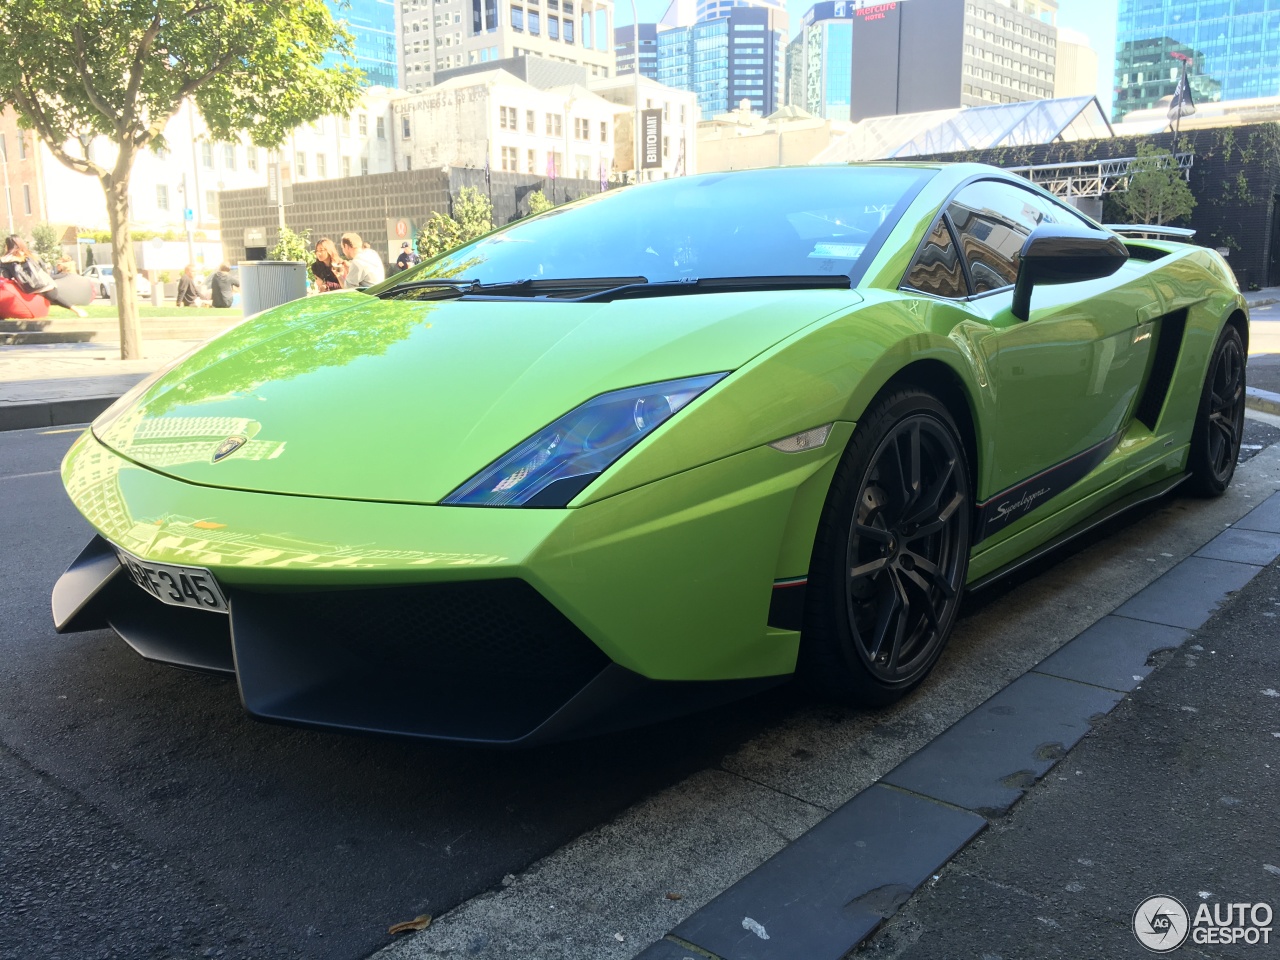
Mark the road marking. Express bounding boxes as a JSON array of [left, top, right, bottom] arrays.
[[40, 428, 84, 435], [1, 470, 59, 481]]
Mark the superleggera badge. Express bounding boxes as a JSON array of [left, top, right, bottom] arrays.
[[212, 436, 248, 462]]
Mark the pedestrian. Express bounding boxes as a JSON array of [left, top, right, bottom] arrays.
[[175, 263, 204, 307], [209, 263, 239, 308], [341, 232, 385, 289], [311, 238, 345, 292], [0, 236, 88, 317], [394, 241, 420, 272]]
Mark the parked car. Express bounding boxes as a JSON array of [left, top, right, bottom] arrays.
[[82, 264, 152, 300], [53, 163, 1248, 745]]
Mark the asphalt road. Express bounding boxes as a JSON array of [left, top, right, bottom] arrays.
[[2, 419, 1278, 960]]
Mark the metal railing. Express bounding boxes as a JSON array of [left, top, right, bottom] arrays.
[[1006, 153, 1194, 199]]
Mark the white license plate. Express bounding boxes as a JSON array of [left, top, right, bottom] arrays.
[[116, 551, 229, 613]]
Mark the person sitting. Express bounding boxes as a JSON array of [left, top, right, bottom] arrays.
[[341, 232, 385, 289], [311, 238, 345, 292], [209, 263, 238, 308], [175, 264, 205, 307], [0, 236, 87, 317]]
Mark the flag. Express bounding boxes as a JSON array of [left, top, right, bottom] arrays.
[[1168, 64, 1195, 121], [546, 152, 557, 180]]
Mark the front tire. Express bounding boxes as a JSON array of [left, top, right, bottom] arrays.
[[801, 390, 972, 705], [1187, 323, 1245, 497]]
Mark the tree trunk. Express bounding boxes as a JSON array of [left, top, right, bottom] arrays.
[[103, 176, 142, 360]]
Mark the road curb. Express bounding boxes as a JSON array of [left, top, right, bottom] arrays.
[[1246, 385, 1280, 417], [1246, 297, 1278, 309], [0, 396, 117, 432], [634, 493, 1280, 960]]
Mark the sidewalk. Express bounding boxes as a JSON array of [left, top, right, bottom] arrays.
[[3, 288, 1277, 432]]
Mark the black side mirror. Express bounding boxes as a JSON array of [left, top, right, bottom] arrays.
[[1011, 223, 1129, 320]]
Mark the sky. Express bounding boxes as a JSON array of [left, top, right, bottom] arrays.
[[616, 0, 1121, 113]]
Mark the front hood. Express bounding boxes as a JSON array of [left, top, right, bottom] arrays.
[[94, 289, 859, 503]]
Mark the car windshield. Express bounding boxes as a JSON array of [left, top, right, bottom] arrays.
[[390, 166, 934, 293]]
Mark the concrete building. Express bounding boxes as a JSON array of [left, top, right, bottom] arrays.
[[1053, 26, 1098, 100], [0, 109, 48, 238], [697, 102, 852, 172], [590, 73, 699, 180], [1114, 0, 1280, 121], [393, 68, 618, 180], [656, 4, 788, 119], [398, 0, 617, 94], [785, 2, 854, 121], [847, 0, 1057, 121]]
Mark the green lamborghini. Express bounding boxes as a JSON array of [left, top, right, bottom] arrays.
[[53, 163, 1248, 744]]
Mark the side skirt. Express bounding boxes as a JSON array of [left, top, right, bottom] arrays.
[[967, 472, 1188, 592]]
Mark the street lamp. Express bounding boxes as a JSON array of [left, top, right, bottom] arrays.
[[629, 0, 640, 182]]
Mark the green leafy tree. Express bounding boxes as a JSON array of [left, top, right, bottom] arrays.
[[0, 1, 362, 359], [417, 187, 494, 258], [269, 226, 313, 264], [30, 222, 60, 261], [527, 190, 554, 216], [1120, 143, 1196, 226]]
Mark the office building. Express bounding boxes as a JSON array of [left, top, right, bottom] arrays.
[[328, 0, 400, 88], [614, 22, 659, 79], [846, 0, 1057, 121], [1114, 0, 1278, 121], [656, 4, 787, 119], [399, 0, 617, 94], [785, 2, 854, 121]]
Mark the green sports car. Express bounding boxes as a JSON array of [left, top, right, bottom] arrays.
[[53, 163, 1248, 744]]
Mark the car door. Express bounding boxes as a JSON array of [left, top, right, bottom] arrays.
[[908, 179, 1157, 535]]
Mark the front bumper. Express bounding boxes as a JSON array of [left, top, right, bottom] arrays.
[[54, 429, 847, 743]]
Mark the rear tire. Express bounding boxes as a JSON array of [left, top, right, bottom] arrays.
[[1187, 324, 1245, 497], [800, 390, 971, 705]]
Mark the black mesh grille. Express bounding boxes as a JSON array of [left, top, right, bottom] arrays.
[[236, 579, 611, 730]]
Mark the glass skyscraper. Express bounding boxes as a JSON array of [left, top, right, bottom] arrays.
[[656, 5, 785, 119], [785, 3, 853, 120], [326, 0, 399, 89], [1114, 0, 1280, 120]]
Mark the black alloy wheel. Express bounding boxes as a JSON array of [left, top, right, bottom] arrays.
[[803, 390, 972, 704], [1188, 323, 1246, 497]]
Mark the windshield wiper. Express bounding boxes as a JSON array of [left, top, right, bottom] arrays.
[[378, 274, 852, 303]]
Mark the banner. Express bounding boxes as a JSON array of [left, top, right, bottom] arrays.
[[641, 109, 662, 170]]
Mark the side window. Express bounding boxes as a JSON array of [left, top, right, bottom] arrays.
[[946, 180, 1053, 294], [904, 217, 968, 299]]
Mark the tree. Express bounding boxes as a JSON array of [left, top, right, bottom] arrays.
[[1120, 143, 1196, 226], [417, 187, 494, 259], [0, 1, 362, 358], [268, 226, 312, 264], [30, 222, 60, 262], [527, 190, 553, 216]]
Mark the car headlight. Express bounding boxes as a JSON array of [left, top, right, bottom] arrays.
[[443, 373, 728, 507]]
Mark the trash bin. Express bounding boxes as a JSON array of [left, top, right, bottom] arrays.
[[239, 261, 308, 316]]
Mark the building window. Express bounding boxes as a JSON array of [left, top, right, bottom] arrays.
[[376, 117, 386, 140], [600, 121, 608, 142], [564, 19, 574, 43], [529, 10, 540, 34], [296, 151, 307, 177], [247, 148, 258, 172], [402, 115, 411, 139], [358, 113, 368, 136], [22, 183, 32, 215], [545, 112, 562, 136], [575, 154, 590, 178], [317, 153, 327, 178], [501, 146, 518, 171], [511, 5, 523, 30], [361, 157, 369, 176], [548, 15, 559, 39], [527, 148, 537, 173], [341, 117, 351, 136], [501, 106, 518, 130], [526, 109, 536, 133], [205, 190, 219, 218], [224, 144, 236, 170], [342, 156, 352, 177], [201, 142, 213, 168], [574, 117, 590, 139], [405, 155, 412, 171], [156, 184, 169, 211]]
